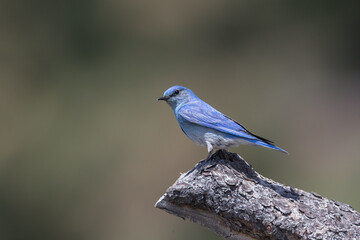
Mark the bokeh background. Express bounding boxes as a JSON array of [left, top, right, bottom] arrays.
[[1, 1, 360, 239]]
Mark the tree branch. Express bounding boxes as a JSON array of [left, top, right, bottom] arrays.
[[155, 150, 360, 239]]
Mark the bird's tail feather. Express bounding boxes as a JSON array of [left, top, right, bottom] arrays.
[[251, 140, 288, 154]]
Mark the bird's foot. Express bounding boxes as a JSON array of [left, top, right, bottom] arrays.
[[205, 150, 213, 161]]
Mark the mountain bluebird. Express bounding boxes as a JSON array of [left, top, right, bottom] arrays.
[[158, 85, 287, 157]]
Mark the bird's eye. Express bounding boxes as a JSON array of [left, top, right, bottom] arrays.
[[174, 90, 180, 95]]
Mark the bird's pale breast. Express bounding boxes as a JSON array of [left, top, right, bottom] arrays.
[[180, 121, 251, 150]]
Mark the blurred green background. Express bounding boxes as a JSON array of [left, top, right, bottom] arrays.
[[1, 1, 359, 239]]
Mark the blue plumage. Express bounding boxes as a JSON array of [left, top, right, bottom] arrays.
[[158, 85, 288, 156]]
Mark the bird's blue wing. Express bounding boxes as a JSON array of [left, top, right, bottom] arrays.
[[177, 103, 273, 143]]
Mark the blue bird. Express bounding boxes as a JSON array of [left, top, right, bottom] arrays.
[[158, 85, 288, 158]]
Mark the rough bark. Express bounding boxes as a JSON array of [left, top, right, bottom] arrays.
[[155, 150, 360, 240]]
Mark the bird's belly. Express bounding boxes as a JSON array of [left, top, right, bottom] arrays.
[[181, 124, 250, 149], [204, 132, 249, 149]]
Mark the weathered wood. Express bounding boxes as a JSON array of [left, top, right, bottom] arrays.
[[155, 150, 360, 239]]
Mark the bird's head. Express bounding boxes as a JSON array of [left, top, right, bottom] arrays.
[[158, 85, 195, 109]]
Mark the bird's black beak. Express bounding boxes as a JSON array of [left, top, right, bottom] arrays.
[[157, 96, 169, 101]]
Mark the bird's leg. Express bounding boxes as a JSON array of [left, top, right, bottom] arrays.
[[206, 142, 213, 160], [192, 148, 212, 174], [206, 150, 213, 160]]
